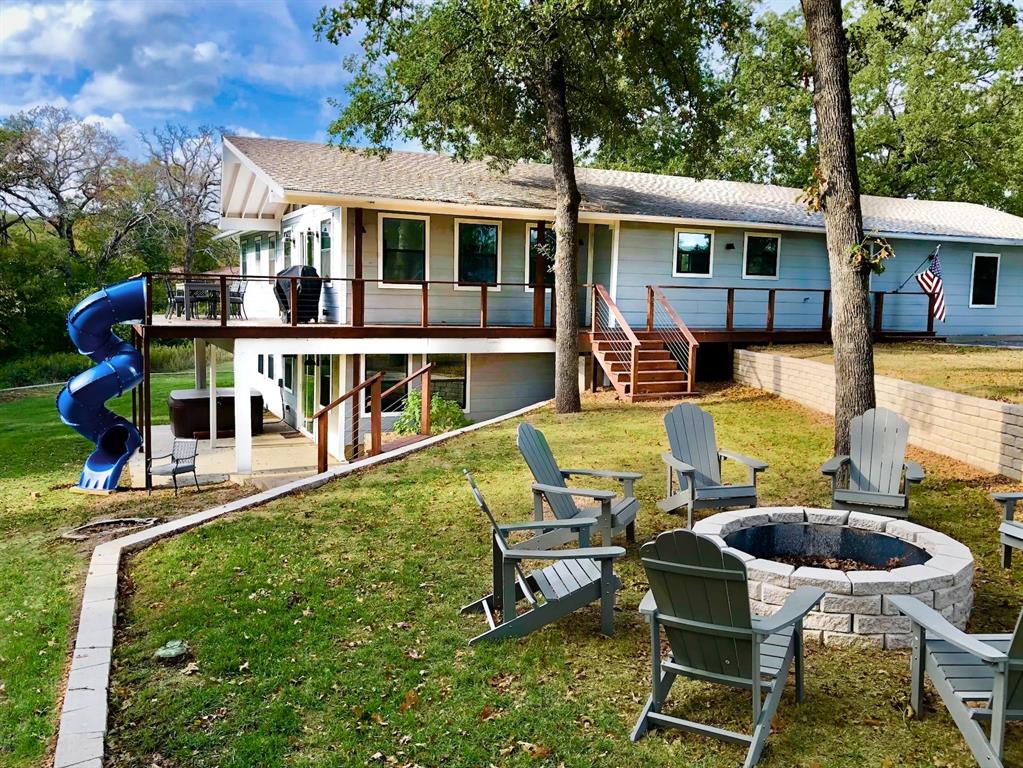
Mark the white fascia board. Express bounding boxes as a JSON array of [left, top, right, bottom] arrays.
[[222, 138, 287, 200], [225, 337, 556, 356], [218, 217, 281, 233]]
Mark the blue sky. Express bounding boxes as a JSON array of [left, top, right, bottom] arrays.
[[0, 0, 359, 154], [0, 0, 799, 157]]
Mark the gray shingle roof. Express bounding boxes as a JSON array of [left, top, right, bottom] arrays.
[[227, 136, 1023, 244]]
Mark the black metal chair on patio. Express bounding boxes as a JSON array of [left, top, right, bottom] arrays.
[[164, 278, 184, 318], [229, 280, 248, 319]]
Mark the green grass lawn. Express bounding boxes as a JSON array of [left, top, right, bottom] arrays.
[[0, 370, 242, 768], [97, 387, 1023, 768], [751, 342, 1023, 403]]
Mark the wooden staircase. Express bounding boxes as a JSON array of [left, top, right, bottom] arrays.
[[589, 285, 699, 402]]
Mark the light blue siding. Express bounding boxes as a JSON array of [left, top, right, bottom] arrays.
[[611, 220, 1021, 336]]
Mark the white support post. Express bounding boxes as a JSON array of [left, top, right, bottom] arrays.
[[233, 342, 254, 475], [209, 345, 218, 450]]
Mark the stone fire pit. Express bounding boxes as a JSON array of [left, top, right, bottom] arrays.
[[693, 507, 974, 649]]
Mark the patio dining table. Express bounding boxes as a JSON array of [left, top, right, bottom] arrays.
[[177, 281, 222, 320]]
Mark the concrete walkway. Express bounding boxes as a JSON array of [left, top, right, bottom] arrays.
[[127, 419, 341, 490]]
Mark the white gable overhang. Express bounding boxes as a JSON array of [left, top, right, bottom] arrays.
[[218, 138, 289, 233]]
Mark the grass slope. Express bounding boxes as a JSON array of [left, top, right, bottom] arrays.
[[0, 371, 240, 768], [104, 387, 1021, 768], [752, 342, 1023, 403]]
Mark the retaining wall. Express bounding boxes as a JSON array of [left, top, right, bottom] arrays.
[[733, 349, 1022, 480]]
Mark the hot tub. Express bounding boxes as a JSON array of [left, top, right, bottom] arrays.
[[693, 507, 974, 649], [167, 388, 264, 439]]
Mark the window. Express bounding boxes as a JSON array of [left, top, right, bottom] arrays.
[[525, 224, 555, 291], [428, 354, 468, 409], [303, 355, 316, 431], [455, 219, 501, 288], [319, 219, 332, 278], [743, 233, 781, 279], [257, 354, 264, 374], [318, 354, 332, 408], [379, 215, 428, 286], [283, 231, 293, 269], [364, 353, 408, 411], [283, 355, 295, 391], [268, 355, 275, 382], [268, 234, 277, 276], [241, 238, 248, 276], [971, 253, 1000, 307], [254, 237, 262, 267], [673, 229, 714, 277], [305, 231, 315, 268]]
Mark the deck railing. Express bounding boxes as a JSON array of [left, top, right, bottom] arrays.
[[646, 286, 700, 393], [591, 283, 642, 389], [143, 271, 556, 331], [310, 363, 436, 472]]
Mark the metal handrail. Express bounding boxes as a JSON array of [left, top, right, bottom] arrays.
[[380, 362, 435, 402]]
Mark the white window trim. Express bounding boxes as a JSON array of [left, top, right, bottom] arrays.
[[377, 212, 431, 289], [425, 353, 471, 413], [742, 232, 782, 280], [969, 252, 1000, 308], [671, 227, 715, 278], [453, 218, 502, 292], [360, 353, 411, 415], [523, 221, 555, 293], [319, 217, 333, 279], [282, 355, 295, 393]]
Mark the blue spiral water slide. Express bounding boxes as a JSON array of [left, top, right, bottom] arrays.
[[56, 278, 147, 491]]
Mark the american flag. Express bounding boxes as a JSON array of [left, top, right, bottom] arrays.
[[915, 248, 947, 323]]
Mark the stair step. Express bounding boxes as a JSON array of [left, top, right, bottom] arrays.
[[607, 359, 678, 372], [618, 371, 687, 384], [597, 349, 672, 362], [635, 381, 693, 394]]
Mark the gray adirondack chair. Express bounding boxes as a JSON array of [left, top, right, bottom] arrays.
[[995, 492, 1023, 568], [517, 422, 641, 547], [659, 403, 768, 529], [632, 529, 823, 767], [460, 471, 625, 645], [891, 596, 1023, 768], [821, 407, 923, 518]]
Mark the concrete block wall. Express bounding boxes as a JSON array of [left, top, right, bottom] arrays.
[[734, 349, 1022, 480]]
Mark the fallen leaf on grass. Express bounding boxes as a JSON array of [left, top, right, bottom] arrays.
[[400, 689, 419, 713]]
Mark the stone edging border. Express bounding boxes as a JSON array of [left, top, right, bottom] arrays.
[[693, 507, 975, 649], [52, 398, 554, 768]]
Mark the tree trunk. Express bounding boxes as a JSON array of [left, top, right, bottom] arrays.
[[541, 55, 582, 414], [802, 0, 875, 455], [184, 222, 198, 274]]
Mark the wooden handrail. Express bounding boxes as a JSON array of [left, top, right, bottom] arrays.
[[311, 371, 383, 421], [380, 362, 435, 401], [592, 284, 642, 347], [647, 286, 700, 348]]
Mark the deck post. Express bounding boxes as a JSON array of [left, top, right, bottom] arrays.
[[873, 291, 884, 334], [420, 368, 431, 436], [353, 208, 365, 327], [532, 221, 546, 328], [209, 344, 218, 449], [350, 355, 362, 459], [420, 281, 429, 327], [688, 342, 698, 393], [927, 293, 935, 334], [646, 286, 654, 331], [317, 414, 328, 473], [479, 284, 488, 328], [143, 329, 152, 492], [369, 377, 382, 456], [821, 290, 831, 331], [726, 288, 735, 331], [290, 277, 299, 326], [766, 289, 776, 332], [194, 338, 207, 389], [219, 275, 228, 326]]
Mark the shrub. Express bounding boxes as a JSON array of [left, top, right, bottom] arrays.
[[0, 341, 201, 388], [392, 390, 472, 435]]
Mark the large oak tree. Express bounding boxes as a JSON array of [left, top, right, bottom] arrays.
[[801, 0, 875, 454], [315, 0, 740, 412]]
